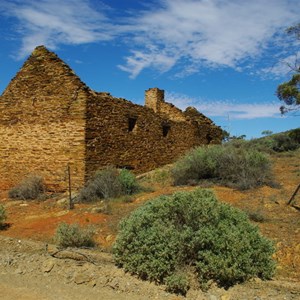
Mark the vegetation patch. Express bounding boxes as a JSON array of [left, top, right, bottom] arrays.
[[244, 128, 300, 153], [245, 209, 267, 223], [113, 189, 276, 294], [77, 167, 140, 203], [172, 145, 274, 189], [8, 175, 45, 200], [54, 222, 95, 248]]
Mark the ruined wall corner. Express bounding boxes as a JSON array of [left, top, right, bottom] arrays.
[[144, 87, 165, 113]]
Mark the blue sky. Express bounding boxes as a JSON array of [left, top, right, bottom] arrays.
[[0, 0, 299, 139]]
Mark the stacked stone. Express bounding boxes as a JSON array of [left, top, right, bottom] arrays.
[[0, 46, 87, 190], [0, 46, 222, 191]]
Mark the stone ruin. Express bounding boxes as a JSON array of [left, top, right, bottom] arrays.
[[0, 46, 222, 190]]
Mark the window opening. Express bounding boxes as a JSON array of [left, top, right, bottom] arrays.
[[128, 117, 137, 132], [206, 134, 213, 144], [162, 124, 170, 137]]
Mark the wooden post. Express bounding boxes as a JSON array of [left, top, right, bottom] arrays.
[[68, 164, 74, 210], [287, 183, 300, 206]]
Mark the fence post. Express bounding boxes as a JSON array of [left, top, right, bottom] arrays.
[[287, 183, 300, 206], [68, 163, 74, 209]]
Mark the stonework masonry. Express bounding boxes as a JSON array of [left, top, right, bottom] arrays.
[[0, 46, 222, 191]]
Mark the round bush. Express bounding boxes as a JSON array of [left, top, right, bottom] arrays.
[[113, 189, 276, 293], [54, 223, 95, 248], [118, 169, 140, 195], [77, 167, 139, 202], [172, 145, 274, 189], [8, 175, 45, 200]]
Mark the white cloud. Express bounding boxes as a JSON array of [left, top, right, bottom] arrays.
[[260, 51, 300, 78], [1, 0, 116, 59], [118, 47, 178, 78], [119, 0, 300, 77], [165, 91, 281, 120], [1, 0, 299, 78]]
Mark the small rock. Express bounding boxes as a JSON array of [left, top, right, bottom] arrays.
[[106, 235, 113, 242], [208, 295, 218, 300], [221, 295, 231, 300], [88, 279, 97, 287], [15, 268, 25, 275], [74, 273, 92, 284], [91, 207, 105, 214], [251, 277, 262, 284], [107, 277, 119, 289], [41, 259, 55, 273], [56, 198, 69, 208]]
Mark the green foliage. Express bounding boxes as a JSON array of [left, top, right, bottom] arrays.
[[165, 272, 190, 295], [80, 167, 122, 201], [0, 204, 7, 227], [8, 175, 45, 200], [245, 129, 300, 153], [54, 222, 95, 248], [221, 129, 230, 142], [277, 74, 300, 109], [172, 145, 273, 189], [277, 23, 300, 113], [288, 128, 300, 143], [78, 167, 140, 202], [272, 134, 299, 152], [118, 169, 140, 195], [261, 130, 273, 136], [245, 209, 267, 223], [113, 189, 276, 293]]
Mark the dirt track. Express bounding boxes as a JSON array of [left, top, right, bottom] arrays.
[[0, 235, 300, 300]]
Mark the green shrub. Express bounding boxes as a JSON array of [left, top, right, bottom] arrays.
[[246, 130, 300, 153], [78, 167, 139, 202], [165, 272, 190, 295], [272, 134, 299, 152], [78, 167, 122, 202], [220, 147, 273, 189], [246, 209, 267, 223], [0, 205, 7, 228], [171, 146, 220, 185], [54, 222, 95, 248], [288, 128, 300, 143], [113, 189, 276, 293], [8, 175, 45, 200], [172, 145, 273, 189], [119, 169, 140, 195]]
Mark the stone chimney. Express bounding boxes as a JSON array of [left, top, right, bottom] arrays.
[[145, 88, 165, 113]]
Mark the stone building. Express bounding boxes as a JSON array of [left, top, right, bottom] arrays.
[[0, 46, 222, 191]]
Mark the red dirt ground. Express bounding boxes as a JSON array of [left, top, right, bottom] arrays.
[[0, 151, 299, 281]]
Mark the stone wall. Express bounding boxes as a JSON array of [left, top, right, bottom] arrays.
[[0, 46, 87, 190], [85, 92, 210, 178], [0, 46, 222, 191], [184, 107, 222, 144], [145, 88, 186, 121]]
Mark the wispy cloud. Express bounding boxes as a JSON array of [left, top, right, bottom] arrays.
[[120, 0, 300, 77], [1, 0, 299, 77], [118, 47, 178, 79], [260, 51, 300, 78], [165, 91, 281, 120], [1, 0, 116, 59]]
